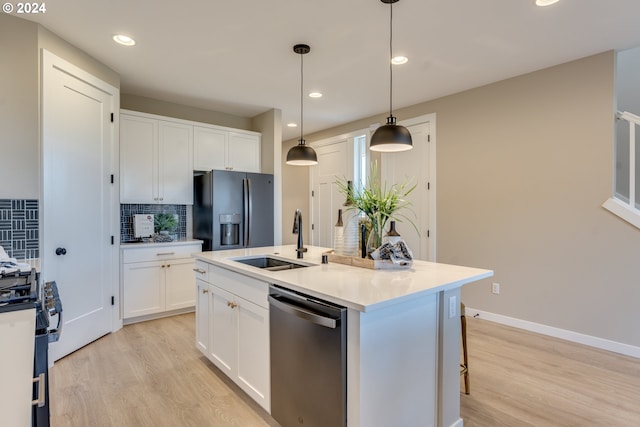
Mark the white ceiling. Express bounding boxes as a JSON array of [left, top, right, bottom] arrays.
[[20, 0, 640, 141]]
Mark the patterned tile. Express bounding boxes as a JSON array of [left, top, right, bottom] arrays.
[[0, 199, 39, 258], [120, 204, 187, 242]]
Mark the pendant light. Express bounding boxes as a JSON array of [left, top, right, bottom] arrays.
[[370, 0, 413, 152], [286, 44, 318, 166]]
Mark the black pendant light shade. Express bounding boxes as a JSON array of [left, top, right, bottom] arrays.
[[370, 0, 412, 152], [286, 139, 318, 165], [370, 116, 413, 152], [286, 44, 318, 166]]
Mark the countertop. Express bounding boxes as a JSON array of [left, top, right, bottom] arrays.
[[120, 239, 203, 249], [193, 245, 493, 312]]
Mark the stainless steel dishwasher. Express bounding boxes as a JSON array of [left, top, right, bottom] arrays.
[[269, 285, 347, 427]]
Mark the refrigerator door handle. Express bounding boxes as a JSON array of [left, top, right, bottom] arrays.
[[243, 178, 248, 246], [246, 177, 252, 246]]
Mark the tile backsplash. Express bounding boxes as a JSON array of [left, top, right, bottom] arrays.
[[0, 199, 39, 259], [120, 204, 187, 242]]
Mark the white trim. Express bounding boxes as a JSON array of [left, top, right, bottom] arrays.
[[466, 307, 640, 359], [602, 197, 640, 230], [450, 418, 464, 427]]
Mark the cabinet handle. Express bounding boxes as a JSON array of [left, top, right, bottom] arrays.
[[227, 301, 237, 309], [32, 373, 46, 407], [202, 289, 209, 294], [193, 268, 206, 274], [159, 197, 164, 201], [157, 252, 175, 256], [167, 264, 171, 268], [161, 265, 165, 268]]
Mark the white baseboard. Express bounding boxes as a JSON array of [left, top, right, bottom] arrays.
[[450, 417, 464, 427], [465, 307, 640, 359]]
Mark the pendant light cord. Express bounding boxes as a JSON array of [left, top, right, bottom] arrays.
[[300, 51, 304, 143], [389, 1, 393, 118]]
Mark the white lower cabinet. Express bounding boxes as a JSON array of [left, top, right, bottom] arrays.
[[122, 243, 202, 322], [196, 262, 270, 412], [195, 278, 210, 354]]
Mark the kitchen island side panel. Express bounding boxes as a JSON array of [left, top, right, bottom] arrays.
[[348, 293, 439, 427]]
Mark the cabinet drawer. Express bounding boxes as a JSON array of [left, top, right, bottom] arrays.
[[122, 243, 202, 263], [193, 260, 209, 281], [209, 265, 269, 308]]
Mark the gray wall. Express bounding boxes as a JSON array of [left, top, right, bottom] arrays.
[[0, 15, 39, 199], [287, 51, 640, 348]]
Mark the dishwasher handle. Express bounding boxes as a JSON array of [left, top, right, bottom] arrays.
[[268, 295, 338, 329]]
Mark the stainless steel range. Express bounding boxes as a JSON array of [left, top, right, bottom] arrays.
[[0, 266, 62, 426]]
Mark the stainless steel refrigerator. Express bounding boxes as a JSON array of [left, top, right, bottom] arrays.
[[194, 170, 274, 251]]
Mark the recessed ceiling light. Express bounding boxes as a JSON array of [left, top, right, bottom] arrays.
[[287, 123, 298, 128], [113, 34, 135, 46], [535, 0, 560, 6], [308, 92, 323, 98], [391, 56, 408, 65]]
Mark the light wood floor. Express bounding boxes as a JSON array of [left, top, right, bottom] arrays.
[[49, 313, 640, 427]]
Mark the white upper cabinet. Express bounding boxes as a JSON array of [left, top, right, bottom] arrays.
[[194, 125, 261, 173], [120, 111, 194, 204], [158, 120, 193, 204], [120, 114, 157, 203], [229, 132, 261, 173], [193, 126, 227, 171]]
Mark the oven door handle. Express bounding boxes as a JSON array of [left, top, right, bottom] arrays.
[[48, 309, 63, 343], [32, 373, 46, 407]]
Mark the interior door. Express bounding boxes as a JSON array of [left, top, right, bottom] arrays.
[[311, 140, 352, 247], [381, 121, 431, 261], [42, 50, 118, 361]]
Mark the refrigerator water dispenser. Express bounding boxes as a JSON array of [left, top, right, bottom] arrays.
[[220, 213, 241, 246]]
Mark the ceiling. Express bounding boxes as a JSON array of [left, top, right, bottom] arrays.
[[20, 0, 640, 141]]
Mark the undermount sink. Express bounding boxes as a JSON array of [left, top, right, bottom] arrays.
[[232, 256, 311, 271]]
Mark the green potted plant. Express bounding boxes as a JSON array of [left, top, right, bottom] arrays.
[[154, 213, 178, 236], [337, 162, 417, 256]]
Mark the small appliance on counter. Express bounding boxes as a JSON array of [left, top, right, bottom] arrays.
[[133, 214, 155, 239]]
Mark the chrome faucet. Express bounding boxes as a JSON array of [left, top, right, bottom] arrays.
[[293, 209, 307, 258]]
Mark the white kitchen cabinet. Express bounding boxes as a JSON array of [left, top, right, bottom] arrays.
[[194, 260, 210, 354], [120, 111, 194, 204], [122, 242, 202, 323], [196, 263, 270, 411], [195, 278, 210, 354], [193, 125, 261, 173]]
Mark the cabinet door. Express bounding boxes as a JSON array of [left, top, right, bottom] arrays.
[[209, 285, 237, 376], [123, 261, 165, 318], [236, 298, 270, 411], [120, 114, 157, 203], [165, 258, 196, 311], [159, 120, 193, 204], [195, 279, 209, 354], [228, 132, 261, 173], [194, 126, 227, 171]]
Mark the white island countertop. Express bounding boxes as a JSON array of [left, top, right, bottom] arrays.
[[193, 245, 493, 312]]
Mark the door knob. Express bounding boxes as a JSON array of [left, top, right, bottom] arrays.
[[55, 247, 67, 256]]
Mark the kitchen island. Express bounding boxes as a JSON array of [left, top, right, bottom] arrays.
[[193, 245, 493, 427]]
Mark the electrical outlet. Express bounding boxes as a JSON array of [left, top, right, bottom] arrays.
[[492, 282, 500, 294], [449, 295, 457, 319]]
